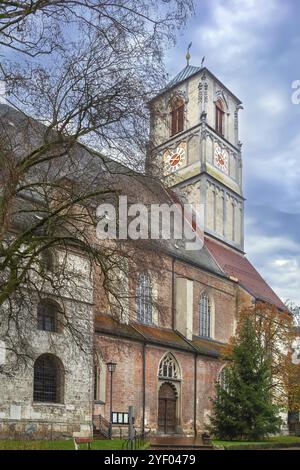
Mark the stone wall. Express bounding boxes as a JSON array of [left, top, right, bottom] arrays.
[[0, 250, 94, 439]]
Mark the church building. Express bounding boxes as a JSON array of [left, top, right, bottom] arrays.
[[0, 60, 286, 440], [93, 61, 285, 437]]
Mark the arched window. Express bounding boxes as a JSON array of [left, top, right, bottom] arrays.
[[37, 300, 60, 333], [170, 98, 184, 136], [158, 353, 180, 380], [199, 292, 211, 338], [33, 354, 64, 403], [136, 272, 153, 324], [215, 99, 224, 135]]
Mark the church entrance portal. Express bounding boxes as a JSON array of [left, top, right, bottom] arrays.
[[158, 382, 177, 434]]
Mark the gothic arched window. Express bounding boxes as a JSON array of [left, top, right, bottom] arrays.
[[37, 300, 61, 333], [33, 354, 64, 403], [136, 272, 153, 324], [170, 98, 184, 136], [158, 353, 181, 380], [199, 292, 211, 338], [215, 99, 224, 135]]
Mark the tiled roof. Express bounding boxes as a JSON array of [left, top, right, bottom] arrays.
[[191, 336, 226, 358], [166, 65, 202, 89], [95, 315, 143, 341], [133, 323, 195, 352], [205, 238, 286, 310], [95, 315, 224, 357]]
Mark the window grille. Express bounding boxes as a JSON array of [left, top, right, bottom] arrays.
[[33, 354, 63, 403], [199, 293, 211, 338], [136, 273, 153, 324]]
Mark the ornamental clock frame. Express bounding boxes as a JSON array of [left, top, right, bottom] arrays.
[[214, 146, 229, 174], [163, 142, 187, 175]]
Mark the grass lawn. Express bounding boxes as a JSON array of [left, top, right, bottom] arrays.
[[0, 439, 149, 450], [213, 435, 300, 450]]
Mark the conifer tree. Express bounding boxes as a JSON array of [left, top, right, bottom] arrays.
[[209, 317, 282, 440]]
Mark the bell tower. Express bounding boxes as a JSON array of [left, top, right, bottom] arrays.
[[149, 60, 244, 251]]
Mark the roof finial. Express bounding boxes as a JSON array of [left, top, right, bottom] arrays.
[[186, 42, 192, 66]]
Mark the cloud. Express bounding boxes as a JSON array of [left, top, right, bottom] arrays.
[[196, 0, 286, 69], [168, 0, 300, 305], [258, 91, 288, 115], [245, 231, 300, 304]]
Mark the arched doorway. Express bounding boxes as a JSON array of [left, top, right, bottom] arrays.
[[158, 382, 177, 434]]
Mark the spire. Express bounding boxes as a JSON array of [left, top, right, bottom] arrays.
[[186, 42, 192, 66]]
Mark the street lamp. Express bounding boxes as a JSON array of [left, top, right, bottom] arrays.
[[107, 362, 117, 438]]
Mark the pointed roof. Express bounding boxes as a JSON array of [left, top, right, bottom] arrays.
[[166, 65, 202, 89], [205, 238, 286, 311], [150, 65, 242, 105]]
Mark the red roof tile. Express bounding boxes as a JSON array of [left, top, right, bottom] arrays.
[[205, 237, 286, 310], [133, 323, 195, 351], [95, 315, 224, 357]]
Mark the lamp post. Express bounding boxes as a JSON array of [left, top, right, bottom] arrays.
[[107, 362, 117, 439]]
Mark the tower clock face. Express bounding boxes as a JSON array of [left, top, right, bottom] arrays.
[[214, 146, 228, 174], [164, 143, 186, 174]]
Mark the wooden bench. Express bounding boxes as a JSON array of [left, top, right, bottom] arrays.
[[74, 437, 93, 450]]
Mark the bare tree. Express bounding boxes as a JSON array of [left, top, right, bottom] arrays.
[[286, 300, 300, 327], [0, 1, 194, 371]]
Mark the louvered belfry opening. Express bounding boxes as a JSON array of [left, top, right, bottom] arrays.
[[170, 98, 184, 136], [215, 99, 224, 135]]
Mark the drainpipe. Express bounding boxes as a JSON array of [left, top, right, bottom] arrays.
[[194, 353, 197, 437], [172, 257, 175, 330], [142, 342, 146, 436]]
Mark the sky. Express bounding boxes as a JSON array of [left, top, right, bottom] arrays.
[[166, 0, 300, 305]]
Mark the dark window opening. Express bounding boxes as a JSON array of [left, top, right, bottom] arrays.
[[170, 98, 184, 136], [215, 99, 224, 135], [37, 300, 60, 332]]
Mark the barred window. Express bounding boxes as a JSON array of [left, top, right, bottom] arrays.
[[199, 292, 211, 338], [136, 273, 153, 324], [37, 300, 60, 332], [33, 354, 64, 403], [158, 353, 180, 380]]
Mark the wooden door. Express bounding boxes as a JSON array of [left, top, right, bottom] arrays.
[[158, 383, 177, 433]]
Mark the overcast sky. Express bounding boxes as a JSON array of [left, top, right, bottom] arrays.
[[166, 0, 300, 304]]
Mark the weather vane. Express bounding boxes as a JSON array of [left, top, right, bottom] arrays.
[[186, 42, 192, 66]]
